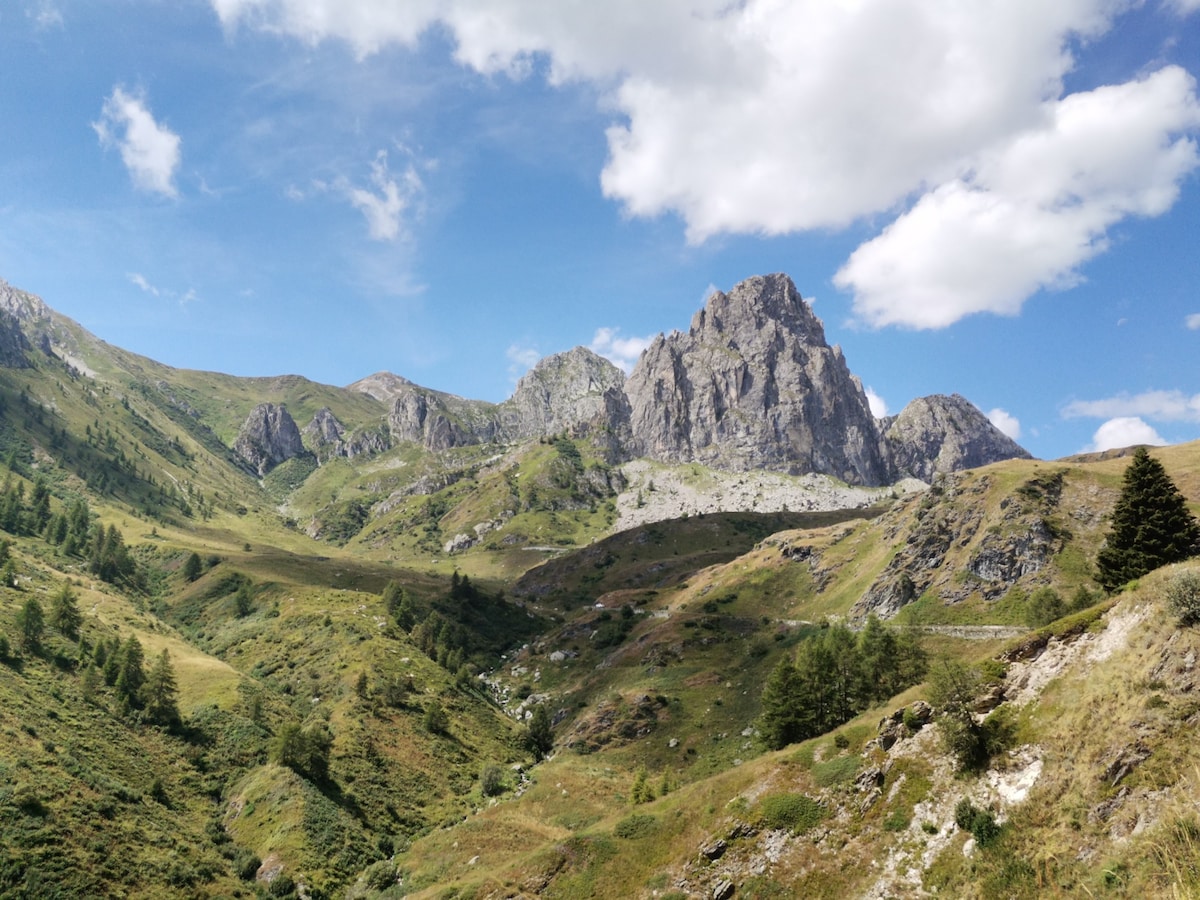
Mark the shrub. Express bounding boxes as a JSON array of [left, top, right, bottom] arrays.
[[614, 813, 657, 839], [1165, 570, 1200, 627], [232, 848, 261, 880], [479, 763, 505, 797], [954, 799, 1001, 847], [1024, 587, 1066, 627], [884, 809, 911, 832], [758, 793, 824, 834]]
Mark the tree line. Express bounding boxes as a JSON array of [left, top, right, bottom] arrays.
[[759, 617, 926, 750]]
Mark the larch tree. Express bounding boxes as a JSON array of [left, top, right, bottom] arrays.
[[143, 648, 181, 727]]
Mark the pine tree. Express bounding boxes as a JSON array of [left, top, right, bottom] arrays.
[[1096, 448, 1200, 592], [50, 584, 82, 639], [182, 552, 203, 582], [759, 656, 804, 750], [143, 649, 181, 726], [16, 597, 44, 652], [630, 766, 652, 804], [115, 635, 146, 709], [234, 581, 254, 617]]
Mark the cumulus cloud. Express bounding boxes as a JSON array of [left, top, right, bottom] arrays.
[[864, 387, 889, 419], [589, 327, 653, 374], [1063, 389, 1200, 423], [93, 87, 181, 198], [986, 408, 1022, 441], [344, 150, 422, 241], [210, 1, 1200, 327], [1086, 417, 1167, 452], [836, 67, 1200, 328], [1187, 313, 1200, 330]]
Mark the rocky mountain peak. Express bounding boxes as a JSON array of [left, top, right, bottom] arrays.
[[624, 273, 891, 484], [233, 402, 306, 476], [882, 394, 1032, 482], [0, 280, 51, 324], [347, 371, 417, 403], [501, 346, 629, 442], [689, 272, 825, 345]]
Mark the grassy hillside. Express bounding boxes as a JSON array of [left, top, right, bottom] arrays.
[[5, 286, 1200, 897]]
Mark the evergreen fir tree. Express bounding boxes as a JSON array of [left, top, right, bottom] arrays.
[[143, 649, 181, 726], [759, 656, 804, 750], [115, 635, 146, 709], [182, 552, 203, 582], [16, 597, 44, 652], [1096, 448, 1200, 592], [50, 584, 82, 639]]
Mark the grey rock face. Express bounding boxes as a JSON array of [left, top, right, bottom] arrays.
[[499, 347, 632, 450], [305, 407, 344, 447], [304, 407, 388, 462], [0, 311, 32, 368], [624, 273, 891, 484], [883, 394, 1031, 482], [234, 403, 305, 475], [385, 383, 499, 451]]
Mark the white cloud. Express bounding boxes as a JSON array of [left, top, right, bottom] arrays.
[[210, 2, 1200, 327], [127, 272, 160, 296], [835, 67, 1200, 328], [864, 387, 889, 419], [344, 150, 422, 241], [986, 408, 1022, 441], [506, 343, 540, 381], [1086, 417, 1167, 452], [589, 327, 654, 374], [1166, 0, 1200, 15], [93, 87, 181, 198], [28, 1, 64, 28], [1187, 313, 1200, 330], [1063, 389, 1200, 423]]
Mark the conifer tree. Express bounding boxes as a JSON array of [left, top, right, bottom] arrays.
[[16, 597, 44, 652], [115, 635, 146, 709], [1096, 448, 1200, 592], [143, 649, 181, 726], [182, 552, 203, 582], [50, 584, 82, 639]]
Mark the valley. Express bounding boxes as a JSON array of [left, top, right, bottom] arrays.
[[0, 274, 1198, 899]]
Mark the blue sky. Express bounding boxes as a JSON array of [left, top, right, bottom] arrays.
[[2, 1, 1199, 462]]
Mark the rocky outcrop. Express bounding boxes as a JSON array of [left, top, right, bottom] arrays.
[[883, 394, 1031, 482], [304, 408, 391, 461], [234, 403, 305, 476], [339, 274, 1032, 483], [499, 347, 631, 446], [0, 311, 32, 368], [385, 384, 499, 451], [624, 274, 891, 484]]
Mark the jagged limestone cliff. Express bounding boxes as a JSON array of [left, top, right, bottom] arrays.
[[624, 273, 891, 483]]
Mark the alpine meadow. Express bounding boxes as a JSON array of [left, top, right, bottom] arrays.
[[2, 272, 1200, 899], [5, 3, 1200, 899]]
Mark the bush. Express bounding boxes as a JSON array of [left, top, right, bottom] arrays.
[[758, 793, 824, 834], [1165, 570, 1200, 626], [954, 799, 1001, 847], [233, 848, 261, 880], [614, 813, 657, 839], [479, 763, 505, 797], [1024, 587, 1066, 627]]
